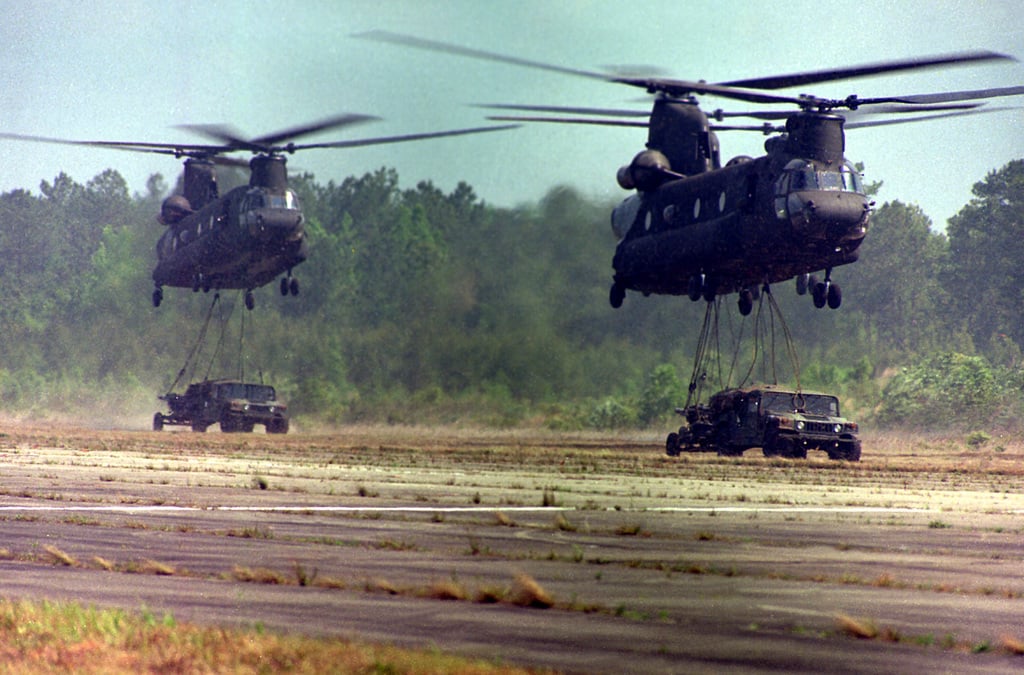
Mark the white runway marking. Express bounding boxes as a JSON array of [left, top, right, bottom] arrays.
[[0, 504, 946, 514]]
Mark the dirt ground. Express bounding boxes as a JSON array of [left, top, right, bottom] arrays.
[[0, 423, 1022, 673]]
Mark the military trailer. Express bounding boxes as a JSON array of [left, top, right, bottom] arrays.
[[153, 379, 289, 434], [666, 384, 860, 460]]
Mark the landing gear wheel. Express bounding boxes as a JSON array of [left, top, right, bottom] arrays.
[[152, 287, 163, 308], [280, 277, 289, 296], [244, 290, 255, 311], [610, 282, 625, 308], [289, 277, 300, 296], [827, 282, 842, 309], [738, 289, 753, 316], [687, 275, 703, 302], [796, 274, 810, 296], [812, 282, 828, 309]]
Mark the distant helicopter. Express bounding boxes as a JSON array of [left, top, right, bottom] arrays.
[[358, 32, 1024, 314], [0, 116, 515, 309]]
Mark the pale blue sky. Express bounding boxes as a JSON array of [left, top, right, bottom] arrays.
[[1, 0, 1021, 227]]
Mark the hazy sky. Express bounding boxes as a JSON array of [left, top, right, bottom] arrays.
[[1, 0, 1021, 228]]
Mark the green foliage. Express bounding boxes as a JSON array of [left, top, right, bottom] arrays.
[[877, 352, 1000, 428], [2, 159, 1024, 431]]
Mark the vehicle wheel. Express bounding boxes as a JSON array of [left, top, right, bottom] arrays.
[[280, 277, 289, 296], [152, 413, 164, 431], [267, 418, 290, 434], [827, 282, 842, 309], [191, 422, 208, 433], [610, 283, 625, 308], [289, 277, 300, 296], [244, 291, 255, 311], [666, 432, 680, 457], [843, 440, 862, 462]]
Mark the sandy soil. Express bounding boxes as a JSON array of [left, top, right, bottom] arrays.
[[0, 424, 1022, 673]]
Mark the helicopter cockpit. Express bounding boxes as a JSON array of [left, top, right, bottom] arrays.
[[241, 188, 304, 242], [773, 159, 869, 236]]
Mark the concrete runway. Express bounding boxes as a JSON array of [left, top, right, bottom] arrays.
[[0, 426, 1022, 673]]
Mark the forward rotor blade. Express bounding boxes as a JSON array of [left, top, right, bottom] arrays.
[[0, 132, 226, 157], [614, 76, 807, 105], [288, 124, 519, 151], [354, 30, 611, 81], [720, 50, 1015, 90]]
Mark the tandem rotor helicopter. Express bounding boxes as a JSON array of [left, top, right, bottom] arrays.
[[0, 116, 514, 310], [359, 31, 1024, 315]]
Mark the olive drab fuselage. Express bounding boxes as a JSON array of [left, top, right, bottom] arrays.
[[609, 101, 871, 306], [153, 155, 306, 294]]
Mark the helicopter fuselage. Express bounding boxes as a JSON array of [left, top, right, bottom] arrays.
[[153, 180, 307, 293], [609, 112, 871, 308]]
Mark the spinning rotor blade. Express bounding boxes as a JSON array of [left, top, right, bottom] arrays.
[[853, 84, 1024, 107], [287, 124, 519, 151], [475, 103, 650, 117], [487, 115, 647, 128], [0, 132, 227, 158], [355, 30, 610, 81], [251, 113, 380, 146], [720, 51, 1015, 90], [845, 105, 1018, 130]]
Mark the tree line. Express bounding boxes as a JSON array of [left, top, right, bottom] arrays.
[[1, 160, 1022, 430]]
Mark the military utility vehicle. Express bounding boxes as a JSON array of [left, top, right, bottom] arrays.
[[666, 385, 859, 460], [153, 379, 289, 434]]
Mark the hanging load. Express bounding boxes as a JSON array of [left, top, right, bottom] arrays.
[[154, 379, 289, 434]]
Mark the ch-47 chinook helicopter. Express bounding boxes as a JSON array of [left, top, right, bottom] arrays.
[[0, 116, 514, 310], [358, 32, 1024, 315]]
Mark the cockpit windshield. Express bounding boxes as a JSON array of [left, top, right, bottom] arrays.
[[243, 189, 300, 212], [781, 160, 864, 195]]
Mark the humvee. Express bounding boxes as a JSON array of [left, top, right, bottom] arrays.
[[666, 385, 860, 460], [153, 379, 289, 434]]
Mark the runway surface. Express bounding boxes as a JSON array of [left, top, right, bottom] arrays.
[[0, 425, 1022, 673]]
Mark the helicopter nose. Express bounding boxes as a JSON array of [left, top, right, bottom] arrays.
[[248, 208, 305, 242], [789, 191, 870, 241]]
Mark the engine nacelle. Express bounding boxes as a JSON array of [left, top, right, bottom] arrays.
[[159, 195, 193, 225], [617, 150, 674, 192], [611, 194, 642, 240]]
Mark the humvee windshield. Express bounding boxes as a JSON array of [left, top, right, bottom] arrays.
[[760, 392, 839, 416], [216, 383, 277, 402]]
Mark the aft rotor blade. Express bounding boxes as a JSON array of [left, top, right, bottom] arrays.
[[855, 84, 1024, 106], [845, 105, 1018, 130], [720, 51, 1015, 90], [354, 30, 611, 81], [288, 124, 519, 151], [475, 103, 650, 117], [251, 114, 380, 146], [486, 115, 648, 128]]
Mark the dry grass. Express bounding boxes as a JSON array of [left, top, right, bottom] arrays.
[[510, 573, 555, 609], [0, 598, 550, 674]]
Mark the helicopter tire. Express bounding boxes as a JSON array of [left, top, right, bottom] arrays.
[[827, 282, 842, 309], [152, 288, 163, 308], [244, 291, 255, 311], [738, 289, 753, 316], [609, 283, 625, 308], [280, 277, 289, 296], [687, 276, 703, 302], [289, 277, 300, 296], [812, 282, 828, 308], [796, 274, 810, 296], [152, 413, 164, 432]]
